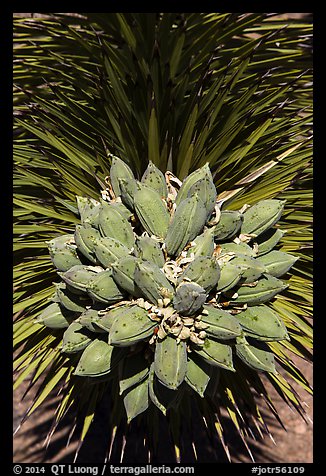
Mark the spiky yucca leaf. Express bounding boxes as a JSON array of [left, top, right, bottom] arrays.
[[13, 13, 312, 463]]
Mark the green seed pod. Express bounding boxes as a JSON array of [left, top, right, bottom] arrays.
[[133, 182, 170, 239], [111, 256, 142, 297], [35, 302, 75, 329], [74, 338, 124, 377], [193, 338, 235, 371], [118, 353, 150, 395], [175, 163, 213, 206], [218, 241, 256, 257], [123, 377, 149, 423], [99, 201, 135, 248], [230, 254, 266, 284], [173, 282, 207, 316], [59, 265, 101, 292], [95, 236, 130, 268], [255, 250, 298, 277], [135, 235, 165, 267], [78, 308, 107, 333], [108, 305, 156, 346], [236, 305, 289, 341], [141, 161, 168, 199], [187, 177, 217, 218], [62, 321, 92, 353], [77, 197, 101, 228], [87, 269, 125, 303], [47, 235, 82, 272], [255, 228, 285, 256], [109, 156, 135, 197], [53, 282, 91, 312], [95, 306, 129, 332], [50, 249, 83, 272], [134, 260, 174, 305], [118, 177, 137, 210], [235, 337, 276, 373], [76, 196, 91, 217], [110, 201, 133, 221], [201, 305, 242, 340], [47, 234, 75, 252], [216, 262, 243, 292], [84, 205, 101, 228], [154, 336, 187, 390], [211, 210, 243, 241], [230, 274, 288, 306], [185, 353, 213, 397], [178, 256, 220, 292], [76, 197, 100, 226], [187, 227, 215, 258], [74, 224, 101, 263], [241, 199, 285, 237], [165, 194, 207, 257]]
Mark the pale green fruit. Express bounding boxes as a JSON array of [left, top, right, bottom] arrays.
[[45, 160, 295, 399], [35, 302, 75, 329], [212, 210, 243, 241], [99, 201, 135, 248], [175, 163, 213, 206], [118, 177, 137, 210], [95, 306, 130, 332], [178, 256, 220, 292], [230, 254, 266, 284], [78, 309, 107, 333], [230, 274, 288, 305], [148, 364, 180, 416], [74, 338, 125, 377], [235, 337, 276, 373], [133, 182, 170, 239], [123, 377, 150, 423], [134, 260, 174, 305], [256, 250, 298, 277], [216, 261, 243, 292], [185, 354, 213, 397], [165, 194, 207, 257], [141, 161, 168, 198], [218, 241, 256, 257], [255, 228, 285, 256], [111, 256, 142, 297], [48, 235, 82, 272], [187, 176, 217, 218], [194, 338, 235, 371], [62, 321, 92, 354], [59, 265, 101, 292], [108, 305, 157, 346], [241, 199, 285, 237], [95, 236, 130, 268], [236, 305, 289, 341], [87, 269, 125, 303], [201, 305, 242, 340], [53, 282, 91, 312], [154, 336, 187, 390], [186, 227, 215, 258], [74, 224, 101, 263], [134, 235, 165, 267], [109, 155, 135, 197], [76, 197, 100, 226]]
